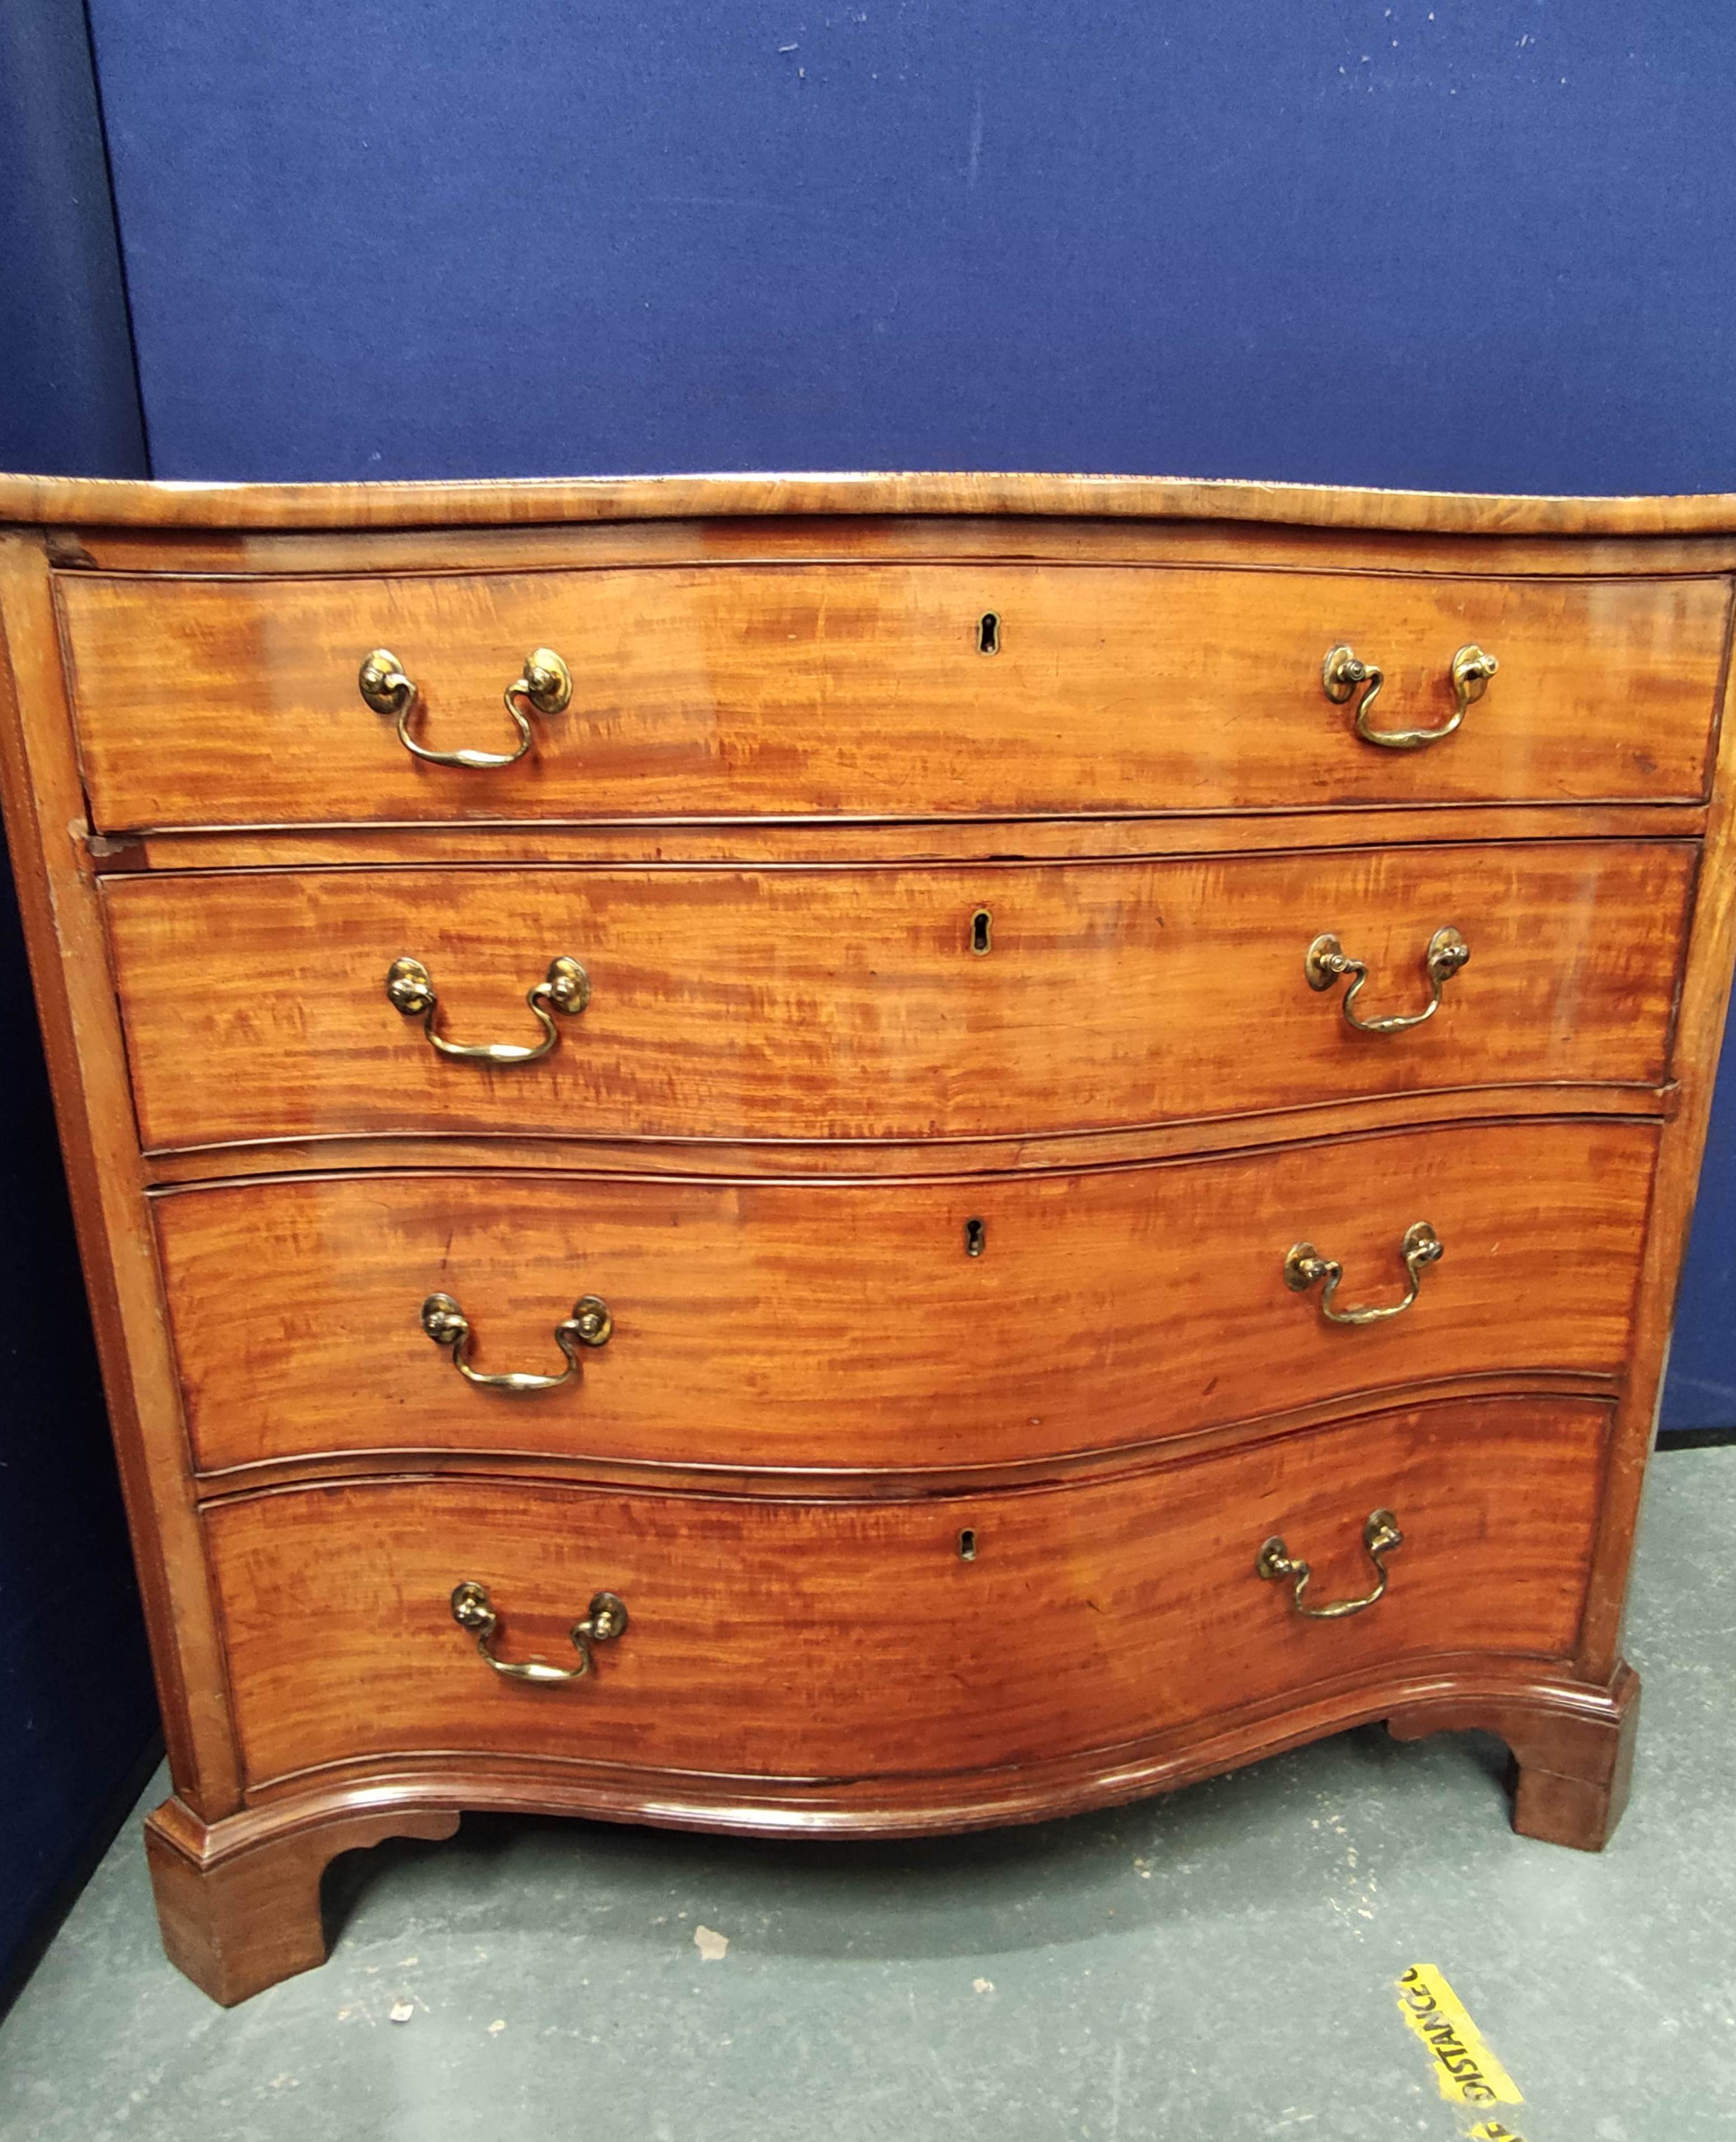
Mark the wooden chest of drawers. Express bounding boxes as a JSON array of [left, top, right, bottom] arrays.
[[2, 471, 1732, 2005]]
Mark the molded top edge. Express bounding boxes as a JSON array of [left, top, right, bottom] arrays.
[[4, 468, 1736, 536]]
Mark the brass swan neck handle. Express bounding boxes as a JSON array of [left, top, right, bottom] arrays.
[[1284, 1221, 1442, 1325], [1324, 642, 1497, 750], [386, 953, 589, 1064], [421, 1291, 612, 1391], [450, 1580, 628, 1682], [1306, 926, 1470, 1034], [359, 646, 573, 769], [1258, 1510, 1404, 1619]]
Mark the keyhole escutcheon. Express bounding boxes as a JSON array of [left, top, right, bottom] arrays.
[[970, 908, 993, 956]]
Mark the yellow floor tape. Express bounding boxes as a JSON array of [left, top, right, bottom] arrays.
[[1396, 1964, 1524, 2111]]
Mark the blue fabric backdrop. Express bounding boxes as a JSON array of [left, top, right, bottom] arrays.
[[0, 0, 156, 2003], [83, 3, 1736, 491], [0, 1, 146, 476]]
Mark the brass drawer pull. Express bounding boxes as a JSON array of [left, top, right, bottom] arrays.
[[386, 952, 589, 1064], [1284, 1220, 1442, 1325], [1306, 926, 1469, 1034], [450, 1580, 627, 1683], [421, 1290, 612, 1391], [359, 645, 573, 769], [1323, 642, 1497, 750], [1258, 1509, 1403, 1619]]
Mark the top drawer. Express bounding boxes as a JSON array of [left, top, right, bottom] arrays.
[[58, 563, 1729, 830]]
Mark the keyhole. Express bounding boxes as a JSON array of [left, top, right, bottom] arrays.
[[958, 1529, 978, 1561], [970, 908, 993, 956], [964, 1217, 986, 1258], [978, 612, 1001, 656]]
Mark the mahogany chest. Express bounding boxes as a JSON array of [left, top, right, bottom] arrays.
[[1, 471, 1729, 2003]]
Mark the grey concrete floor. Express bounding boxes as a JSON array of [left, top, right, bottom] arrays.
[[3, 1448, 1733, 2142]]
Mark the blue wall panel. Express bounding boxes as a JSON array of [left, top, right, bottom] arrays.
[[0, 2, 147, 477], [85, 3, 1736, 491], [0, 0, 156, 2000], [0, 873, 158, 2003]]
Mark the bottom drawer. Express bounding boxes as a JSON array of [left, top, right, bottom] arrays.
[[208, 1394, 1607, 1791]]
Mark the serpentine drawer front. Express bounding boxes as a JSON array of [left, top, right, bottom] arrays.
[[2, 471, 1732, 2005], [156, 1119, 1653, 1477], [104, 844, 1691, 1152], [59, 563, 1726, 827], [205, 1396, 1607, 1791]]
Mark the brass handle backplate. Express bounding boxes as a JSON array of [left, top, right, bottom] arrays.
[[387, 953, 589, 1064], [1284, 1221, 1442, 1325], [1306, 926, 1470, 1034], [1323, 642, 1497, 750], [421, 1290, 612, 1391], [1258, 1509, 1403, 1619], [450, 1579, 628, 1682], [359, 645, 573, 769]]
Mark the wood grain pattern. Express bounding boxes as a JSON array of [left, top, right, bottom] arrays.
[[13, 465, 1736, 533], [1578, 547, 1736, 1681], [204, 1394, 1608, 1791], [0, 533, 243, 1817], [45, 510, 1736, 585], [185, 1374, 1615, 1506], [219, 1661, 1637, 1838], [156, 1120, 1652, 1477], [115, 800, 1712, 878], [144, 1796, 459, 2007], [61, 563, 1727, 829], [142, 1643, 1636, 2009], [135, 1091, 1671, 1194], [1388, 1659, 1640, 1852], [45, 528, 1736, 604], [104, 845, 1695, 1153]]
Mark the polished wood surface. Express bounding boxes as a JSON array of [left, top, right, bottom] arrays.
[[1388, 1658, 1640, 1853], [0, 534, 244, 1814], [113, 800, 1712, 877], [12, 466, 1736, 533], [144, 1796, 459, 2008], [50, 513, 1736, 592], [205, 1393, 1607, 1790], [1579, 595, 1736, 1681], [3, 472, 1730, 2002], [139, 1642, 1635, 2008], [63, 563, 1726, 828], [157, 1120, 1651, 1477], [105, 844, 1693, 1153], [133, 1088, 1674, 1191]]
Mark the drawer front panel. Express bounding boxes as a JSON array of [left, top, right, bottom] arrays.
[[207, 1395, 1607, 1788], [106, 845, 1692, 1151], [62, 565, 1726, 829], [161, 1119, 1652, 1476]]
